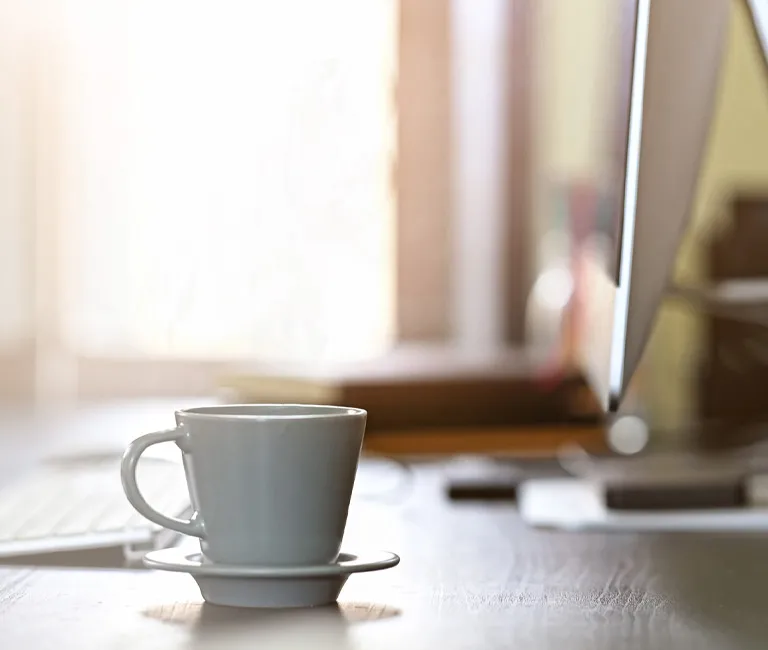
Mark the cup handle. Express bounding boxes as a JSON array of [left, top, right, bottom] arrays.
[[120, 427, 205, 539]]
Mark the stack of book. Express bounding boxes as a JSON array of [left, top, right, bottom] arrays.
[[217, 346, 602, 433]]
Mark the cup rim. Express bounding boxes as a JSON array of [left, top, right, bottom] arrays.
[[176, 403, 367, 421]]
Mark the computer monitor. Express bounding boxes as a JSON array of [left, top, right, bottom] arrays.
[[746, 0, 768, 62], [578, 0, 744, 413]]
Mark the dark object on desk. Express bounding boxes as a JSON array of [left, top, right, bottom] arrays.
[[604, 479, 748, 510], [446, 480, 518, 501], [445, 458, 572, 501]]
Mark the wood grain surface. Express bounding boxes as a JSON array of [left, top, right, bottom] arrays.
[[1, 463, 767, 649]]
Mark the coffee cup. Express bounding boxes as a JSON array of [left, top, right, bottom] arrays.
[[120, 404, 366, 567]]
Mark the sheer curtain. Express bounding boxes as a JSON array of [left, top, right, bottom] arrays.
[[0, 0, 397, 401]]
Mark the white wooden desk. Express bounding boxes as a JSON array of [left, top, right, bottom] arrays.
[[0, 401, 766, 649]]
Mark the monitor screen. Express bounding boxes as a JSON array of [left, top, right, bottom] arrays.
[[575, 0, 731, 412]]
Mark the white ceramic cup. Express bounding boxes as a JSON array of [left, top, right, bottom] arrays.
[[120, 404, 366, 567]]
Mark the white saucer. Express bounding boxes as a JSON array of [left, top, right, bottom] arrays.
[[143, 548, 400, 608]]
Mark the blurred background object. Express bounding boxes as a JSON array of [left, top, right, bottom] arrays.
[[0, 0, 602, 457], [695, 194, 768, 450], [646, 0, 768, 442], [0, 0, 398, 403], [0, 0, 765, 458]]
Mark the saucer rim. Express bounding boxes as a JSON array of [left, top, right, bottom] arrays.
[[142, 548, 400, 578]]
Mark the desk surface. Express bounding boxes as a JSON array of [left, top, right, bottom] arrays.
[[0, 401, 767, 649]]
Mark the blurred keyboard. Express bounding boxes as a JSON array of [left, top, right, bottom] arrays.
[[0, 451, 190, 561]]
